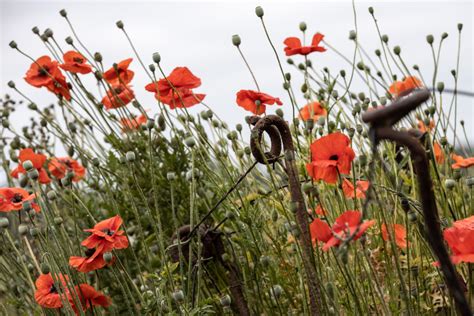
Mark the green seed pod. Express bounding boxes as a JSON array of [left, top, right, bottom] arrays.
[[59, 9, 67, 17], [348, 30, 357, 40], [116, 20, 124, 29], [453, 169, 462, 180], [126, 151, 135, 162], [146, 119, 155, 130], [9, 41, 18, 49], [437, 82, 445, 93], [19, 176, 28, 188], [232, 34, 241, 46], [381, 34, 389, 43], [103, 252, 113, 263], [408, 210, 417, 223], [368, 6, 374, 14], [255, 6, 264, 17], [172, 290, 185, 302], [94, 52, 103, 62], [44, 28, 53, 38], [299, 22, 307, 32], [441, 32, 448, 39], [458, 23, 463, 31], [65, 36, 73, 45], [184, 137, 196, 147], [40, 263, 50, 274], [0, 218, 9, 229], [152, 52, 161, 63], [32, 26, 40, 34], [393, 46, 401, 55], [302, 182, 313, 194], [426, 34, 434, 44], [27, 169, 39, 180], [30, 227, 40, 236], [7, 81, 15, 88], [22, 201, 32, 212], [283, 82, 290, 90], [22, 160, 34, 171], [466, 177, 474, 188]]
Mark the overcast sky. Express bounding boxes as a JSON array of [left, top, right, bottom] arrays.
[[0, 1, 473, 152]]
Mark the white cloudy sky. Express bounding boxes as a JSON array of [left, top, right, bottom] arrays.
[[0, 0, 473, 143]]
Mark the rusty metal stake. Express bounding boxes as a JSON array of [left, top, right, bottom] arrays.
[[247, 115, 323, 316], [362, 89, 471, 315]]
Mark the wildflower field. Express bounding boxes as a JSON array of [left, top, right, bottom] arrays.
[[1, 3, 474, 315]]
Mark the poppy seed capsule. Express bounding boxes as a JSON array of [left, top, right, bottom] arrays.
[[116, 20, 124, 29], [220, 294, 231, 307], [152, 52, 161, 64], [65, 36, 73, 45], [184, 137, 196, 147], [232, 34, 241, 47], [32, 26, 40, 34], [9, 41, 17, 49], [18, 224, 28, 236], [466, 177, 474, 188], [393, 46, 401, 55], [2, 119, 9, 128], [441, 32, 448, 39], [94, 52, 103, 62], [103, 252, 113, 263], [40, 263, 50, 274], [126, 151, 136, 162], [22, 201, 32, 212], [299, 22, 307, 32], [255, 6, 264, 17], [348, 30, 357, 40], [271, 285, 283, 298], [172, 290, 184, 302], [453, 169, 461, 180], [426, 34, 434, 44], [437, 82, 445, 93], [0, 218, 9, 229], [7, 81, 15, 88], [458, 23, 463, 31], [275, 108, 284, 118], [59, 9, 67, 17], [27, 169, 39, 180], [44, 28, 53, 38]]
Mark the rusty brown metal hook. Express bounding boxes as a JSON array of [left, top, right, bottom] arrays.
[[362, 89, 471, 315], [248, 114, 323, 316]]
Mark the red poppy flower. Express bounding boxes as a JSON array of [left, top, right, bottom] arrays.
[[451, 154, 474, 169], [81, 215, 129, 261], [433, 142, 445, 164], [11, 148, 51, 184], [310, 210, 375, 251], [103, 58, 134, 85], [314, 205, 326, 216], [71, 284, 111, 313], [101, 84, 135, 110], [381, 223, 408, 249], [284, 33, 327, 56], [120, 114, 148, 132], [60, 51, 92, 74], [306, 133, 355, 184], [417, 119, 434, 133], [388, 76, 423, 97], [69, 247, 113, 273], [299, 101, 327, 121], [442, 215, 474, 264], [235, 90, 282, 115], [145, 67, 206, 109], [48, 157, 86, 182], [34, 273, 70, 309], [0, 188, 39, 212], [342, 178, 370, 199], [25, 56, 60, 88]]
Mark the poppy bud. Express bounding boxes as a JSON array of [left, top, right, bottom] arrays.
[[7, 81, 15, 88], [22, 201, 32, 212], [271, 285, 283, 298], [54, 216, 63, 225], [301, 83, 308, 93], [368, 6, 374, 14], [19, 176, 28, 187], [152, 52, 161, 64], [451, 69, 456, 77], [147, 64, 155, 73], [94, 52, 103, 62], [287, 58, 294, 65], [305, 118, 314, 131], [91, 157, 100, 167], [65, 36, 73, 45], [220, 294, 231, 307], [9, 41, 17, 49], [347, 127, 355, 138], [393, 46, 401, 55], [458, 23, 463, 31], [145, 119, 155, 130], [445, 179, 456, 190], [232, 34, 241, 47], [301, 182, 313, 194], [298, 63, 305, 70], [126, 151, 136, 162], [94, 71, 102, 81], [44, 28, 53, 38], [40, 263, 50, 274], [426, 34, 434, 44], [0, 218, 9, 229], [348, 30, 357, 40], [59, 9, 67, 17], [32, 26, 40, 34], [283, 82, 290, 90], [299, 22, 307, 32], [275, 108, 284, 118], [2, 119, 9, 128], [116, 20, 124, 29], [255, 6, 264, 17], [172, 290, 185, 302], [19, 224, 28, 236], [206, 109, 213, 119], [235, 124, 242, 133], [103, 252, 113, 263], [382, 34, 389, 43], [441, 32, 448, 40], [27, 169, 39, 180], [184, 137, 196, 148], [437, 82, 444, 93], [466, 177, 474, 188]]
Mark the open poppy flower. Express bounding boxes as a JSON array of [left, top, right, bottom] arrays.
[[381, 223, 408, 249], [46, 73, 72, 101], [299, 101, 327, 121], [60, 51, 92, 74], [69, 248, 112, 273], [310, 210, 375, 251], [306, 132, 355, 184], [81, 215, 129, 261], [441, 215, 474, 264], [433, 142, 445, 164], [70, 284, 111, 313], [0, 187, 39, 212], [145, 67, 206, 109], [34, 273, 70, 309], [48, 157, 86, 182], [103, 58, 134, 85], [284, 32, 327, 56], [120, 114, 148, 132], [25, 56, 60, 88], [451, 154, 474, 169], [388, 76, 423, 97], [101, 84, 135, 110], [342, 178, 370, 199], [11, 148, 51, 184], [235, 90, 282, 115]]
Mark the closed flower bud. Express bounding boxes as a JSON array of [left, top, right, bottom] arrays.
[[172, 290, 185, 302], [426, 34, 434, 44], [458, 23, 463, 31], [44, 28, 53, 38], [275, 108, 284, 118], [437, 82, 444, 93], [2, 119, 9, 128], [232, 34, 241, 46], [348, 30, 357, 40], [65, 36, 73, 45], [18, 224, 28, 236], [116, 20, 124, 29], [103, 252, 113, 263], [441, 32, 448, 39], [151, 52, 161, 64], [30, 227, 40, 236], [381, 34, 389, 43], [255, 6, 264, 17], [59, 9, 67, 17], [32, 26, 40, 34], [445, 179, 456, 190], [184, 137, 196, 147], [283, 82, 290, 90], [40, 263, 50, 274], [7, 81, 15, 88], [393, 46, 401, 55], [22, 201, 32, 212], [368, 6, 374, 14], [299, 22, 307, 32], [27, 169, 39, 180], [287, 58, 294, 65], [126, 151, 136, 162], [0, 218, 9, 229], [220, 294, 231, 307], [19, 176, 28, 187], [9, 41, 18, 49], [61, 177, 71, 186], [302, 182, 313, 194]]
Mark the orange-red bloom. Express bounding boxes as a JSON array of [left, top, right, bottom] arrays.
[[34, 273, 69, 309], [25, 56, 71, 101], [48, 157, 86, 182], [451, 154, 474, 169], [69, 248, 112, 273], [145, 67, 205, 109], [81, 215, 128, 261], [442, 215, 474, 264], [101, 84, 135, 110], [46, 72, 72, 101], [11, 148, 51, 184], [103, 58, 134, 85], [306, 133, 355, 184], [381, 223, 408, 249], [71, 284, 111, 313], [299, 101, 327, 121], [120, 114, 148, 132], [389, 76, 423, 97], [433, 142, 445, 164], [235, 90, 282, 115], [60, 51, 92, 74], [342, 178, 370, 199], [310, 210, 375, 251], [284, 33, 327, 56], [0, 187, 39, 212]]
